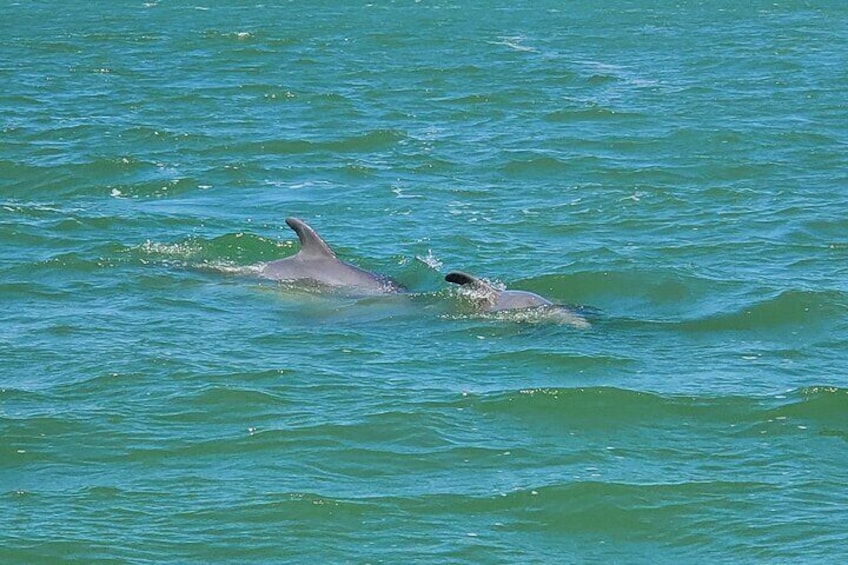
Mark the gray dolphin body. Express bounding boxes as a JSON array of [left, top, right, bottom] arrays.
[[259, 217, 402, 294], [445, 271, 589, 327], [445, 271, 552, 310]]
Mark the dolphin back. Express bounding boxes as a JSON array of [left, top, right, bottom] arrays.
[[446, 270, 553, 311], [445, 271, 496, 292], [286, 217, 335, 258], [259, 217, 402, 294]]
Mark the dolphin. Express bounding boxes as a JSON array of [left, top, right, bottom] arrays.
[[445, 271, 589, 327], [259, 217, 402, 294]]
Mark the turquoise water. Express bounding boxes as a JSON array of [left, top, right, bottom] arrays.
[[2, 1, 847, 562]]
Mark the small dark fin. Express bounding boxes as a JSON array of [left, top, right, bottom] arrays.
[[446, 271, 498, 301], [286, 217, 336, 258], [445, 271, 479, 286]]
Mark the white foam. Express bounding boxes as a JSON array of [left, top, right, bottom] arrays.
[[415, 249, 443, 271]]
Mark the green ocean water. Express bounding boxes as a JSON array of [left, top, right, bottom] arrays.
[[2, 0, 847, 562]]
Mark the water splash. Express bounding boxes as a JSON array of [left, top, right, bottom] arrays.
[[415, 249, 443, 271]]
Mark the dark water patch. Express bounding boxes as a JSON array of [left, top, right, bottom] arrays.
[[337, 160, 380, 179], [2, 151, 212, 201], [0, 161, 85, 197], [530, 269, 723, 318], [545, 105, 646, 123], [681, 289, 846, 334], [1, 201, 119, 232], [0, 388, 56, 422], [769, 386, 848, 432], [44, 370, 159, 401], [527, 270, 847, 337], [429, 93, 500, 106], [407, 156, 463, 175], [31, 252, 108, 274], [470, 386, 848, 443], [106, 176, 205, 200], [474, 387, 761, 425], [258, 408, 459, 450], [499, 154, 571, 177], [111, 125, 220, 154], [481, 351, 635, 373], [0, 254, 128, 295], [256, 129, 406, 155], [456, 479, 771, 530], [477, 387, 665, 420], [584, 72, 620, 87], [490, 480, 842, 562], [107, 404, 468, 471], [157, 384, 290, 424], [0, 411, 121, 469], [312, 478, 784, 561]]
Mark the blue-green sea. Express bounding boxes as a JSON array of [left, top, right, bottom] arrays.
[[2, 1, 847, 563]]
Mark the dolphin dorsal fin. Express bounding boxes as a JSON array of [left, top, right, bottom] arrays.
[[286, 217, 336, 259], [445, 271, 497, 293]]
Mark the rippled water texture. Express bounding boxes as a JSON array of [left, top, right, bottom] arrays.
[[2, 1, 847, 563]]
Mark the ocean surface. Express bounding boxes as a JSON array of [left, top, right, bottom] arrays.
[[2, 1, 847, 563]]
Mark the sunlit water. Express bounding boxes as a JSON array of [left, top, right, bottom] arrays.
[[2, 1, 847, 563]]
